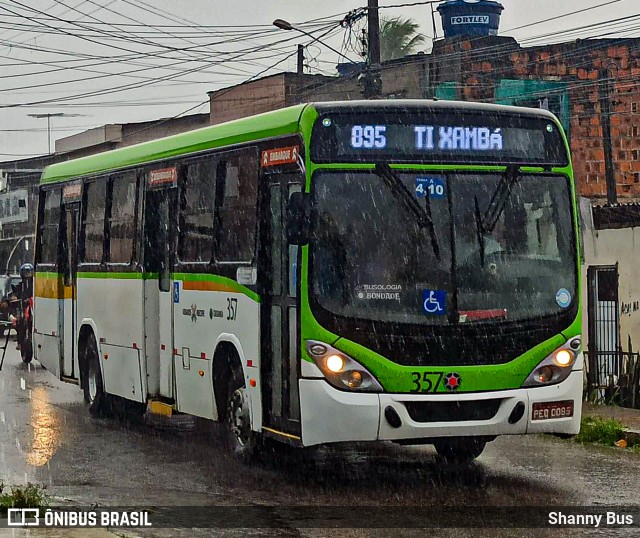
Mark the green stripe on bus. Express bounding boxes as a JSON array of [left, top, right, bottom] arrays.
[[174, 273, 260, 303]]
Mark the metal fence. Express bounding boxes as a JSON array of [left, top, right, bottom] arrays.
[[585, 349, 640, 408]]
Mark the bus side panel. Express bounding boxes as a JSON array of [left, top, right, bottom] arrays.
[[34, 274, 63, 377], [76, 275, 147, 402], [172, 285, 261, 424]]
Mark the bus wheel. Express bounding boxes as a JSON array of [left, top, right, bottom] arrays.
[[434, 437, 486, 463], [225, 368, 258, 463], [82, 333, 112, 418]]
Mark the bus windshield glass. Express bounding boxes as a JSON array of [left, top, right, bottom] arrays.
[[311, 110, 568, 166], [310, 170, 576, 325]]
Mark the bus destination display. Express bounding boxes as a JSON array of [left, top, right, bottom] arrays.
[[350, 124, 504, 152], [312, 112, 567, 166]]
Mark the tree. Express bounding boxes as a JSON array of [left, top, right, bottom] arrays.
[[379, 16, 427, 62]]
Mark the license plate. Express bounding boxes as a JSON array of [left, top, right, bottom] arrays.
[[531, 400, 574, 421]]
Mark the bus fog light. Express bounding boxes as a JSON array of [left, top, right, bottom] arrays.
[[310, 344, 327, 356], [536, 366, 555, 383], [341, 370, 363, 388], [326, 355, 344, 373], [553, 349, 574, 367]]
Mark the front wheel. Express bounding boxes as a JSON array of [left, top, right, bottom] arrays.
[[434, 437, 487, 463], [225, 369, 259, 463], [82, 333, 112, 418]]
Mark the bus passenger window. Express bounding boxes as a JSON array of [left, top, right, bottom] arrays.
[[179, 160, 215, 263], [108, 174, 137, 263], [37, 189, 61, 265], [214, 149, 258, 262], [81, 179, 107, 263]]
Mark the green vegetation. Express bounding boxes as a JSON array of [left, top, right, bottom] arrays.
[[574, 416, 625, 446], [379, 16, 427, 62], [0, 482, 49, 514]]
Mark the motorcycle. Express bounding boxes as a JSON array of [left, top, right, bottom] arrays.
[[11, 295, 33, 364]]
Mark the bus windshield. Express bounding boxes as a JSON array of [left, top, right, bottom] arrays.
[[310, 170, 577, 325]]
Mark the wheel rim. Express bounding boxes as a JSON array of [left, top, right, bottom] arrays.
[[88, 364, 98, 402], [228, 388, 251, 448]]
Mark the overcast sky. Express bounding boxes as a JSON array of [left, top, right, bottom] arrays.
[[0, 0, 636, 161]]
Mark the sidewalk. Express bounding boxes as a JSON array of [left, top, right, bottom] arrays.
[[582, 401, 640, 431]]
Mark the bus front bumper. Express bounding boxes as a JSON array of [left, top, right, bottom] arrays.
[[299, 370, 583, 447]]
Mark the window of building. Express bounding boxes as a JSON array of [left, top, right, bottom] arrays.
[[82, 178, 107, 263], [214, 149, 259, 262], [107, 173, 137, 263], [179, 159, 215, 263]]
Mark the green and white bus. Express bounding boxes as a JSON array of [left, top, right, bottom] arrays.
[[34, 100, 582, 462]]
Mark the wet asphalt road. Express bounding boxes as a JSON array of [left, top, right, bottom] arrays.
[[1, 347, 640, 538]]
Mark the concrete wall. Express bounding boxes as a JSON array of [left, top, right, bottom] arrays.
[[581, 209, 640, 355]]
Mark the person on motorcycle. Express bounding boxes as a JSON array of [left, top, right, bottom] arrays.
[[10, 263, 33, 356]]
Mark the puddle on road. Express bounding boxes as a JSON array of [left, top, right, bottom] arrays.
[[26, 386, 61, 467]]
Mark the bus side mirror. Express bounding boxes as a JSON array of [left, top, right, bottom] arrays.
[[287, 192, 310, 245]]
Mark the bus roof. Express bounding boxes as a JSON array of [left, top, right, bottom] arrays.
[[40, 103, 309, 184], [40, 99, 563, 184]]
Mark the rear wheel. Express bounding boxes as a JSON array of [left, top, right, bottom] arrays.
[[82, 332, 112, 418], [225, 367, 259, 463], [434, 437, 487, 463]]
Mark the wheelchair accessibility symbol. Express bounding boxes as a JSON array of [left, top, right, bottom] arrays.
[[422, 290, 446, 315]]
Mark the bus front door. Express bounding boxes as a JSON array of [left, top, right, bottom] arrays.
[[261, 175, 302, 439], [61, 202, 79, 379]]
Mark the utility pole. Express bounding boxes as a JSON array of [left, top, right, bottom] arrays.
[[297, 44, 305, 75], [599, 68, 617, 205], [361, 0, 382, 98]]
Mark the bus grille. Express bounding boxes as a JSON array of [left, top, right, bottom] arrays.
[[403, 399, 502, 423]]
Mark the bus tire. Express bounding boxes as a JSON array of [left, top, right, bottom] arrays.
[[434, 437, 486, 463], [225, 366, 258, 464], [82, 332, 112, 418]]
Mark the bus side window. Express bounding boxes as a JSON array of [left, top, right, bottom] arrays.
[[179, 159, 215, 264], [36, 188, 62, 268], [214, 148, 259, 263], [107, 173, 137, 264], [81, 178, 107, 264]]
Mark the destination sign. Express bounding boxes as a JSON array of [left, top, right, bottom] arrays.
[[311, 111, 568, 166], [350, 125, 504, 152]]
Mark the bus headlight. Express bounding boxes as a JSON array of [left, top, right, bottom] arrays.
[[522, 337, 580, 388], [306, 340, 383, 392], [325, 354, 345, 373]]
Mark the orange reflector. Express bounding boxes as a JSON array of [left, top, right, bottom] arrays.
[[250, 379, 257, 387], [198, 370, 205, 377]]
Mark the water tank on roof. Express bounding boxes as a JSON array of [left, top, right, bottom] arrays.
[[437, 0, 504, 38]]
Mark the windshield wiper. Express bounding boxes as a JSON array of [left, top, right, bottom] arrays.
[[374, 163, 440, 259], [474, 164, 522, 267]]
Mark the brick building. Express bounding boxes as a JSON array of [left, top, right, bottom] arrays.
[[208, 35, 640, 204]]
